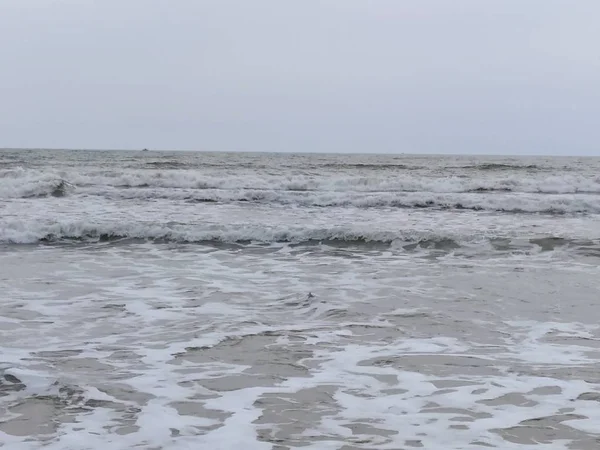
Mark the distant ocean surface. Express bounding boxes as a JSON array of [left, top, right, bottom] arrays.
[[2, 149, 600, 449]]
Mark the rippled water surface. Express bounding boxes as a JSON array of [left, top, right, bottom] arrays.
[[1, 150, 600, 449]]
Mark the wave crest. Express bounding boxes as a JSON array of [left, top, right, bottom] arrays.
[[0, 171, 74, 198], [1, 220, 595, 254]]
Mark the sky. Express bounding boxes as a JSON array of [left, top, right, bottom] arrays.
[[1, 1, 599, 155]]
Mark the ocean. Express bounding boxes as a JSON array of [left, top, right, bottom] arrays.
[[1, 149, 600, 450]]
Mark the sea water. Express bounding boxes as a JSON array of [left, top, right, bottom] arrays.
[[1, 149, 600, 449]]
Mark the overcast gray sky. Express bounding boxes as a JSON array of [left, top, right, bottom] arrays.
[[1, 1, 599, 154]]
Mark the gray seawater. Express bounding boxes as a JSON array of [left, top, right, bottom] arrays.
[[1, 149, 600, 449]]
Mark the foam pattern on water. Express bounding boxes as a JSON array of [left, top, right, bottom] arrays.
[[2, 242, 600, 449]]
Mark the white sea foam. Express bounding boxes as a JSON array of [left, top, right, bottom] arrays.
[[2, 245, 600, 448]]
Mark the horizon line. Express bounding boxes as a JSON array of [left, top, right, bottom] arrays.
[[0, 147, 596, 158]]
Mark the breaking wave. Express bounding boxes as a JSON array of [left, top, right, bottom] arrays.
[[0, 221, 433, 245], [0, 170, 75, 198], [3, 168, 600, 197], [1, 220, 597, 254], [4, 168, 600, 214]]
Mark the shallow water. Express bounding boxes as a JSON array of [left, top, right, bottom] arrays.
[[1, 150, 600, 449]]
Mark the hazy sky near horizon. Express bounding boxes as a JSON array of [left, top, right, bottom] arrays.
[[1, 1, 599, 155]]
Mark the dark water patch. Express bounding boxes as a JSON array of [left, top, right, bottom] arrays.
[[322, 308, 350, 319], [394, 201, 481, 211], [460, 163, 541, 171], [468, 187, 513, 193], [529, 237, 569, 251], [390, 201, 579, 215], [359, 354, 502, 377], [185, 198, 219, 203], [102, 303, 127, 311], [117, 183, 151, 188], [39, 233, 145, 244], [477, 393, 538, 407], [34, 349, 84, 358], [51, 180, 70, 197], [577, 392, 600, 402], [491, 414, 591, 447], [386, 310, 432, 319], [288, 239, 391, 251], [174, 332, 313, 382], [1, 372, 26, 395], [320, 163, 422, 170], [253, 386, 339, 446]]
